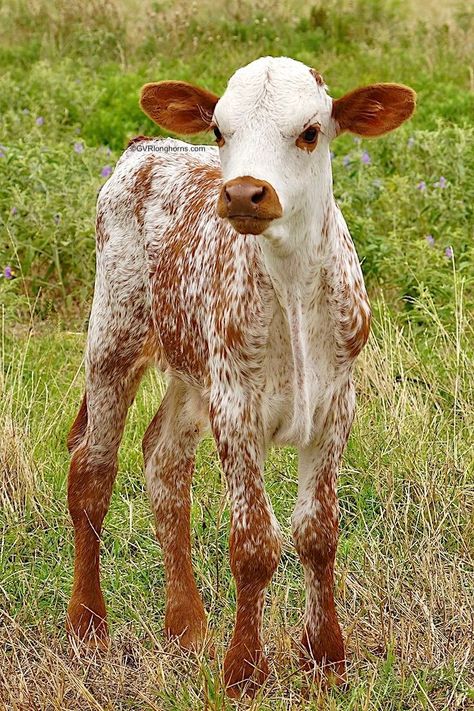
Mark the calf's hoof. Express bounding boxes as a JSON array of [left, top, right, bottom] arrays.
[[299, 625, 346, 687], [224, 639, 269, 698], [66, 596, 109, 652], [165, 597, 209, 653]]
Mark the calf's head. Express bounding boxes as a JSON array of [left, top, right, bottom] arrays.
[[140, 57, 415, 236]]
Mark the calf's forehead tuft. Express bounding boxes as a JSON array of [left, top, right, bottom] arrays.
[[216, 56, 332, 131]]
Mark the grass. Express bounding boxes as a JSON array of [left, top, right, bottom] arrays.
[[0, 0, 473, 708]]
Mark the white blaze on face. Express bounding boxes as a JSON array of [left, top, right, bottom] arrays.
[[213, 57, 334, 219]]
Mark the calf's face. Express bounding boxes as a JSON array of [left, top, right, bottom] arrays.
[[140, 57, 415, 236]]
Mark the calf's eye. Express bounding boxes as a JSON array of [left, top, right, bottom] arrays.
[[303, 127, 318, 142], [212, 125, 225, 147], [296, 125, 320, 151]]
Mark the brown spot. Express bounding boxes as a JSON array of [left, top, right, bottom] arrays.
[[348, 306, 371, 358], [222, 321, 244, 350], [95, 210, 109, 250], [132, 158, 155, 230], [310, 68, 325, 87], [127, 135, 154, 148]]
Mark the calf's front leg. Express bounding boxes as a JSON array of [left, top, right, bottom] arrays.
[[292, 380, 355, 684], [143, 377, 207, 651], [210, 391, 281, 697]]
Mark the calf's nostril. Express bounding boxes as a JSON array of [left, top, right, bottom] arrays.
[[251, 187, 265, 204], [224, 188, 232, 205]]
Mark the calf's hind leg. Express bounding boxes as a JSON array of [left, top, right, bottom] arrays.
[[67, 394, 88, 454], [143, 377, 208, 650], [67, 349, 149, 647]]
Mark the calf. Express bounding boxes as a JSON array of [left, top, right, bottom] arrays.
[[66, 56, 415, 696]]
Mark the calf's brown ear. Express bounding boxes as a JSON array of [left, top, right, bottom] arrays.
[[140, 81, 220, 134], [332, 83, 416, 137]]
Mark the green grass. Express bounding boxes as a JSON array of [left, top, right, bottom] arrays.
[[0, 0, 473, 708]]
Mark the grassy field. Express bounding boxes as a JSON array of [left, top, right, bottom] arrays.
[[0, 0, 473, 708]]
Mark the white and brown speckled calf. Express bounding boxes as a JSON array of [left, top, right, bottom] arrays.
[[66, 56, 415, 696]]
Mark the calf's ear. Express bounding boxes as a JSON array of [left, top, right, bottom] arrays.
[[332, 83, 416, 137], [140, 81, 220, 134]]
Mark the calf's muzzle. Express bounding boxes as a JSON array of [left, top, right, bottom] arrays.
[[217, 176, 283, 235]]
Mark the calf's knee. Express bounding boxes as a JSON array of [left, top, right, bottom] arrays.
[[230, 524, 282, 588], [292, 505, 338, 573]]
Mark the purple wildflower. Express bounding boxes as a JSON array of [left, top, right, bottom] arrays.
[[407, 136, 415, 148], [425, 234, 435, 246], [434, 176, 447, 188], [342, 155, 351, 167], [416, 180, 426, 191], [74, 141, 84, 154], [361, 150, 371, 165], [444, 246, 454, 259], [4, 266, 13, 279], [35, 116, 44, 126], [11, 207, 18, 216], [0, 150, 5, 159], [101, 165, 113, 178]]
